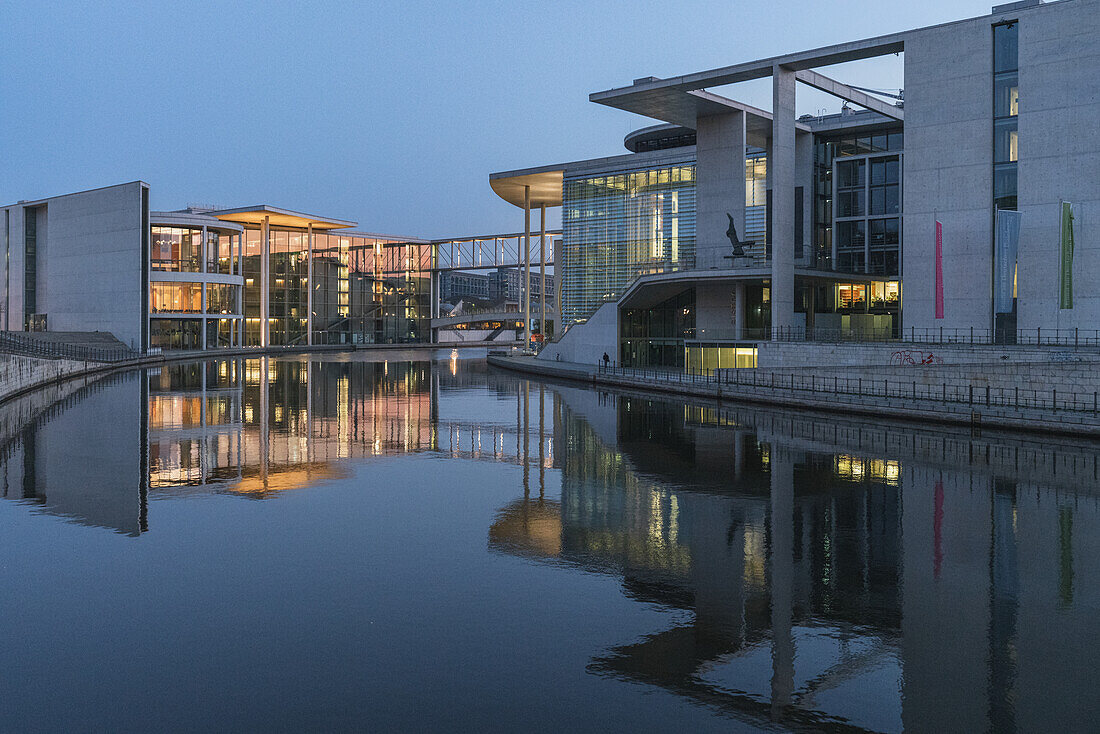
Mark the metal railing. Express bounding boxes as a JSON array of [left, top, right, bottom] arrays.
[[760, 326, 1100, 347], [0, 332, 143, 363], [597, 362, 1100, 416]]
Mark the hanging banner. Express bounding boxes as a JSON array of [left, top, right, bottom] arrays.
[[1060, 202, 1075, 309], [935, 220, 944, 319], [994, 210, 1021, 314]]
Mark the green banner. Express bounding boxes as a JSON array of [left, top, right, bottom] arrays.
[[1060, 202, 1075, 309]]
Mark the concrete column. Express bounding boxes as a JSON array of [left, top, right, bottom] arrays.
[[261, 216, 270, 348], [524, 185, 531, 348], [771, 65, 796, 338], [769, 443, 795, 718], [695, 111, 747, 269], [307, 223, 313, 346], [733, 281, 746, 340], [540, 204, 547, 337]]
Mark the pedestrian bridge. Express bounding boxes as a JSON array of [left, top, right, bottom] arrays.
[[431, 311, 529, 329]]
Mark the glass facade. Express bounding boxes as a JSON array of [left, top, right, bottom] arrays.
[[151, 282, 203, 313], [993, 22, 1019, 211], [814, 131, 903, 275], [994, 21, 1019, 339], [151, 227, 203, 272], [149, 220, 243, 350], [620, 289, 695, 368], [238, 228, 432, 347], [561, 163, 696, 328], [822, 133, 904, 277]]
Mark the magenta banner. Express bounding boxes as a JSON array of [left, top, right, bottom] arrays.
[[935, 220, 944, 319]]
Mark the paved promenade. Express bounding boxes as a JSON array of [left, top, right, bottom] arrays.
[[488, 353, 1100, 437]]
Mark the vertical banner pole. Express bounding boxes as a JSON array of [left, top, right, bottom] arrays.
[[935, 219, 944, 320]]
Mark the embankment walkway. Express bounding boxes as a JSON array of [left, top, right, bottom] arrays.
[[487, 353, 1100, 437]]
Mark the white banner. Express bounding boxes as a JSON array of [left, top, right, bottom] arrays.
[[995, 210, 1021, 314]]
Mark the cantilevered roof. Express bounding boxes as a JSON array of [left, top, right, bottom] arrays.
[[205, 204, 357, 230], [590, 30, 909, 126], [489, 166, 565, 209]]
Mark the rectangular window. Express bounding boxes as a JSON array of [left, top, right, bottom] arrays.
[[150, 282, 203, 313]]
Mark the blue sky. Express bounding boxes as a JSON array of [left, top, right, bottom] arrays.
[[1, 0, 994, 238]]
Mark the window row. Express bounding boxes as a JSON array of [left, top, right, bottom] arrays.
[[150, 282, 241, 314], [151, 227, 239, 274]]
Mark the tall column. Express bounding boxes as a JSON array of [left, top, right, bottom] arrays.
[[307, 223, 313, 346], [695, 111, 747, 269], [733, 281, 746, 340], [540, 204, 547, 337], [261, 216, 270, 348], [771, 65, 796, 338], [523, 185, 531, 348]]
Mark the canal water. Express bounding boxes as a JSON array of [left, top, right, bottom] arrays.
[[0, 349, 1097, 732]]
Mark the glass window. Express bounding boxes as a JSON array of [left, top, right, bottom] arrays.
[[994, 22, 1019, 73], [994, 164, 1018, 210], [836, 160, 865, 188], [994, 73, 1019, 117], [836, 221, 865, 249], [151, 282, 202, 313], [205, 284, 240, 314], [151, 227, 202, 272], [887, 132, 903, 151], [838, 190, 865, 218], [150, 318, 202, 350], [994, 118, 1019, 163]]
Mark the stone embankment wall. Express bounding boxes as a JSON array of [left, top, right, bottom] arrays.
[[756, 341, 1100, 369], [0, 354, 100, 401]]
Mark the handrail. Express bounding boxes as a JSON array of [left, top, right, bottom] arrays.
[[0, 332, 142, 363], [596, 361, 1100, 416], [752, 326, 1100, 347]]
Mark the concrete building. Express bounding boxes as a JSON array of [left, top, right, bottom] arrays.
[[490, 0, 1098, 369], [1, 184, 437, 349]]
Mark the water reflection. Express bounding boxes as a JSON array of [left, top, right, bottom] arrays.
[[0, 355, 1098, 730]]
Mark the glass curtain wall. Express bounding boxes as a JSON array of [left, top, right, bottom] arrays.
[[151, 227, 203, 272], [815, 131, 903, 275], [561, 163, 696, 328], [993, 21, 1019, 339]]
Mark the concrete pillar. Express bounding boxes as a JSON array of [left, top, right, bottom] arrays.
[[523, 185, 531, 348], [261, 216, 270, 348], [695, 111, 747, 269], [771, 66, 796, 338], [733, 281, 746, 340], [540, 204, 547, 337], [307, 223, 313, 346], [769, 443, 795, 718]]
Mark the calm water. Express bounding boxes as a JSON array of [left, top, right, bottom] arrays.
[[1, 349, 1098, 732]]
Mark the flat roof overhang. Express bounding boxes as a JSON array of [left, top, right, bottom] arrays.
[[488, 167, 564, 209], [205, 205, 357, 230], [590, 31, 908, 127], [618, 267, 883, 310]]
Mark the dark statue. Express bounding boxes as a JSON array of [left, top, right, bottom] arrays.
[[725, 213, 751, 257]]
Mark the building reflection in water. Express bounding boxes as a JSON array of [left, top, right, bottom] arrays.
[[0, 356, 1098, 730], [490, 383, 1100, 733], [0, 355, 548, 536]]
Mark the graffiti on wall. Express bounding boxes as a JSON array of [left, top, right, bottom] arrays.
[[890, 350, 945, 366]]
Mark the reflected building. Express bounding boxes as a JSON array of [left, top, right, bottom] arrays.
[[490, 383, 1100, 732]]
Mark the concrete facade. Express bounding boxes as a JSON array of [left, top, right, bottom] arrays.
[[1016, 0, 1100, 330], [695, 111, 746, 270], [2, 182, 148, 348], [902, 16, 997, 331]]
